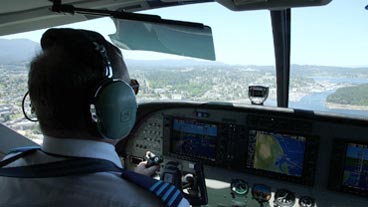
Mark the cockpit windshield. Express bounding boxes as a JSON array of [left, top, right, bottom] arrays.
[[289, 1, 368, 117], [0, 0, 367, 144]]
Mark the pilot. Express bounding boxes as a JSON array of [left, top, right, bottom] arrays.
[[0, 28, 189, 207]]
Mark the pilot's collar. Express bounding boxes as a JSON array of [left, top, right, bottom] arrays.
[[41, 136, 122, 168]]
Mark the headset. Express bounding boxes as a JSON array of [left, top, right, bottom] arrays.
[[88, 37, 137, 140], [22, 29, 137, 140]]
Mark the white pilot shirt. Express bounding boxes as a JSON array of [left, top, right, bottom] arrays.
[[0, 136, 189, 207]]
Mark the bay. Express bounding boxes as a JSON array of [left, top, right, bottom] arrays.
[[266, 77, 368, 118]]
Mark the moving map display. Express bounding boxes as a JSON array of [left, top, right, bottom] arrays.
[[247, 130, 306, 177], [342, 143, 368, 191], [170, 118, 217, 161]]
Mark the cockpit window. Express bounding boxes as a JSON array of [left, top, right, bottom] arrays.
[[0, 4, 275, 143], [127, 3, 276, 104], [289, 0, 368, 118], [1, 1, 366, 143]]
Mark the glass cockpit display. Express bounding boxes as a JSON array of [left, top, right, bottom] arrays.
[[329, 139, 368, 196], [247, 130, 306, 177], [170, 118, 217, 161], [342, 143, 368, 191]]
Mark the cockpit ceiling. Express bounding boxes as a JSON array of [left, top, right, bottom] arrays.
[[0, 0, 212, 36]]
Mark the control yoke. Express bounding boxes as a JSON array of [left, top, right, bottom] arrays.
[[161, 161, 208, 206]]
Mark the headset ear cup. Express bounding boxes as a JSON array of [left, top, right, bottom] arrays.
[[93, 80, 137, 139]]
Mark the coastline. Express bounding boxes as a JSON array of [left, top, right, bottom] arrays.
[[325, 102, 368, 111]]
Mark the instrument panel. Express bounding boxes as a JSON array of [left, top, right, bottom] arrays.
[[120, 102, 368, 207]]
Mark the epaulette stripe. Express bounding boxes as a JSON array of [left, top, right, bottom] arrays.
[[164, 186, 178, 204], [149, 180, 163, 192], [155, 182, 169, 196], [162, 185, 176, 201], [168, 189, 180, 207], [158, 184, 171, 197], [170, 195, 182, 207]]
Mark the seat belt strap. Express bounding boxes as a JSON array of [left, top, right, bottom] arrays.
[[7, 146, 41, 154], [0, 146, 187, 207], [0, 157, 122, 178], [0, 146, 40, 168]]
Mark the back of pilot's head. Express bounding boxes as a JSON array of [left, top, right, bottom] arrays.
[[28, 28, 131, 138]]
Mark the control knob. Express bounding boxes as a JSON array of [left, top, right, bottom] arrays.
[[274, 189, 295, 207], [299, 196, 315, 207]]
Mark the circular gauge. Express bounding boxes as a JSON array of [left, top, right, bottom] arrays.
[[231, 179, 249, 195], [299, 196, 315, 207], [274, 189, 295, 207], [251, 184, 272, 203]]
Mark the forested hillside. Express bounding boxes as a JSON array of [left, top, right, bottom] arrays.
[[327, 84, 368, 106]]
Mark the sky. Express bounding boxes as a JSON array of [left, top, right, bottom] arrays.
[[1, 0, 367, 67]]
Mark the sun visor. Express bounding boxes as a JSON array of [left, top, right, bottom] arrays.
[[217, 0, 332, 11], [109, 18, 216, 61]]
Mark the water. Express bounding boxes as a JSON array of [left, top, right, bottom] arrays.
[[266, 77, 368, 118], [290, 91, 368, 118], [290, 90, 334, 111]]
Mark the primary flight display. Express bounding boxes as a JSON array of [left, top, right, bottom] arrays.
[[170, 118, 218, 161], [343, 143, 368, 191]]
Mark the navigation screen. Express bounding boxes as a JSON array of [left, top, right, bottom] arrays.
[[342, 143, 368, 191], [170, 118, 217, 161], [247, 130, 306, 177]]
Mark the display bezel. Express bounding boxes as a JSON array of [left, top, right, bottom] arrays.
[[328, 139, 368, 196], [244, 128, 319, 185]]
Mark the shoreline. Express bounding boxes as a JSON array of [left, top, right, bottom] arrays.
[[325, 102, 368, 111]]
